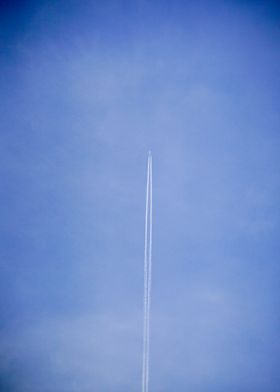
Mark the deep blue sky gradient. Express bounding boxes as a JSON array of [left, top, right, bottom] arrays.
[[1, 1, 280, 391]]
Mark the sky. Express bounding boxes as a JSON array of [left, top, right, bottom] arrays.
[[0, 0, 280, 391]]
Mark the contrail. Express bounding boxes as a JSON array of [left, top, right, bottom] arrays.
[[142, 155, 149, 392], [142, 151, 152, 392]]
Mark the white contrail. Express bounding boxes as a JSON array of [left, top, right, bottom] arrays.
[[142, 155, 149, 392], [142, 152, 152, 392], [146, 154, 152, 392]]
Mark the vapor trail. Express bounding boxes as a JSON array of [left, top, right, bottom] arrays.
[[142, 152, 152, 392], [142, 155, 149, 392]]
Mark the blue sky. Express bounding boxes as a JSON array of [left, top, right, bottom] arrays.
[[1, 1, 280, 391]]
